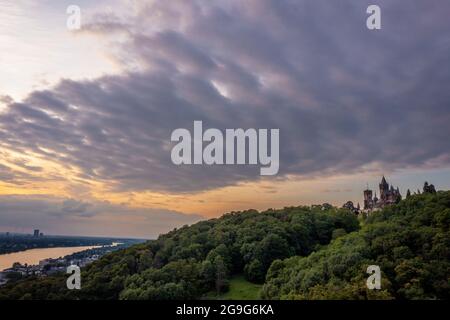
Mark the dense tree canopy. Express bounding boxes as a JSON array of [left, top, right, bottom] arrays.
[[0, 205, 358, 300]]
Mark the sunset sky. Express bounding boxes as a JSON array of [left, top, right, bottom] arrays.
[[1, 0, 450, 238]]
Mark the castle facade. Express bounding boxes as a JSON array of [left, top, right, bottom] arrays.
[[363, 176, 402, 211]]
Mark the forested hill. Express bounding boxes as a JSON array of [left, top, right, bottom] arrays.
[[0, 203, 359, 299], [262, 191, 450, 299], [0, 191, 449, 300]]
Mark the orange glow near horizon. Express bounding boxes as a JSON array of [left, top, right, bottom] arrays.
[[0, 145, 393, 219]]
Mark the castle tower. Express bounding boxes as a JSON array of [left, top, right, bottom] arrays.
[[363, 188, 373, 210], [379, 176, 389, 202]]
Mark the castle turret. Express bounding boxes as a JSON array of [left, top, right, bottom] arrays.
[[379, 176, 389, 202], [363, 188, 373, 210], [381, 176, 388, 187]]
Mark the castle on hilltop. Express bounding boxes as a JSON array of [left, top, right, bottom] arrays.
[[363, 176, 402, 211], [342, 176, 437, 215]]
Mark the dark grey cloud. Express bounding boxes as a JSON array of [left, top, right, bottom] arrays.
[[61, 199, 93, 217], [0, 0, 449, 193], [0, 195, 202, 238]]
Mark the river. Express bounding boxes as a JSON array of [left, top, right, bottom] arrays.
[[0, 246, 101, 271]]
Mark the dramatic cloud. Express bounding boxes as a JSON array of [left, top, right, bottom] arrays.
[[0, 195, 202, 238], [0, 0, 449, 194]]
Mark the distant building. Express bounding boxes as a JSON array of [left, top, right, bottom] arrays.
[[39, 259, 51, 267], [33, 229, 40, 237], [363, 188, 374, 211], [363, 176, 402, 211], [0, 272, 8, 287]]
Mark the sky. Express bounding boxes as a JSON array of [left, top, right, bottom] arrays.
[[0, 0, 449, 238]]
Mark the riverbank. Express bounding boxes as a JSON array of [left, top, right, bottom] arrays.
[[0, 242, 137, 287], [0, 245, 102, 272], [0, 234, 121, 255]]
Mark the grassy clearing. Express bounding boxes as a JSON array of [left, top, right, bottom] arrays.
[[204, 275, 262, 300]]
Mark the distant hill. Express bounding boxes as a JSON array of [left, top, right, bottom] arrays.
[[0, 191, 448, 300]]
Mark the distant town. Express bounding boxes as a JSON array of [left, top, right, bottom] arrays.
[[0, 234, 145, 287]]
